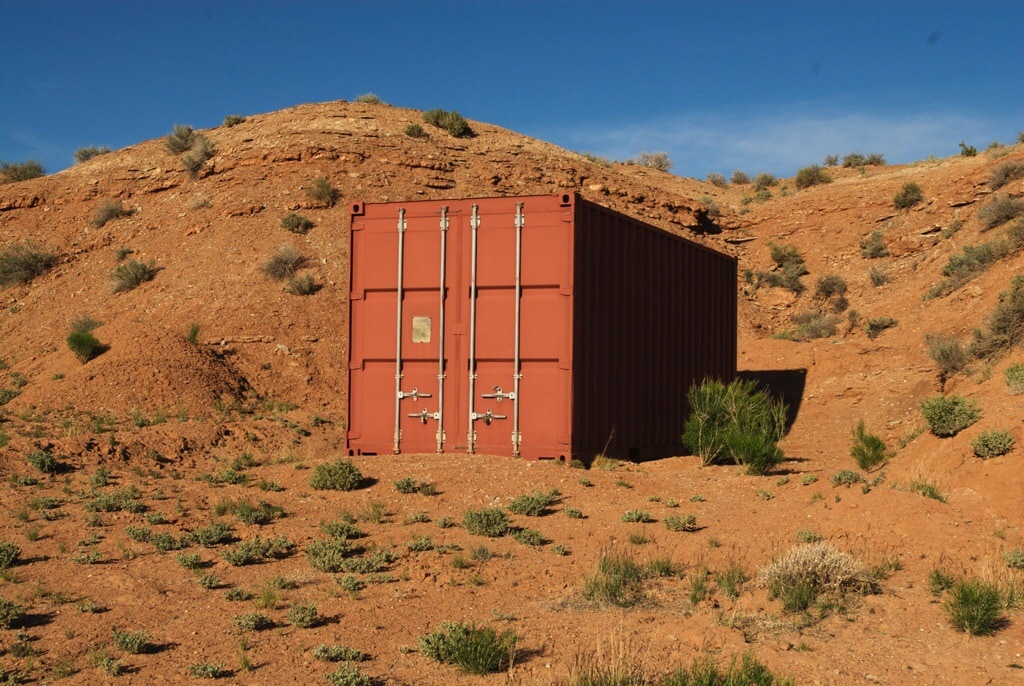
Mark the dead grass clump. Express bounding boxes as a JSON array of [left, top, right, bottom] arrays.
[[111, 259, 156, 292], [758, 543, 877, 613], [977, 195, 1024, 231], [93, 200, 132, 227], [262, 245, 306, 280], [0, 241, 57, 287], [989, 160, 1024, 190]]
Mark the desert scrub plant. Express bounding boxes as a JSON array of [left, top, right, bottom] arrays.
[[394, 476, 419, 494], [926, 227, 1024, 300], [752, 171, 777, 190], [794, 164, 831, 190], [418, 621, 517, 675], [757, 542, 876, 613], [0, 541, 21, 569], [189, 522, 235, 547], [0, 241, 57, 287], [621, 510, 654, 523], [971, 429, 1015, 458], [92, 199, 133, 227], [781, 309, 839, 341], [0, 160, 45, 183], [920, 395, 981, 437], [664, 514, 698, 532], [813, 274, 847, 302], [222, 114, 246, 127], [165, 124, 198, 154], [326, 663, 374, 686], [893, 182, 924, 209], [705, 172, 727, 187], [112, 628, 152, 654], [907, 478, 947, 502], [422, 108, 472, 137], [507, 489, 559, 516], [859, 230, 889, 259], [26, 450, 59, 474], [306, 176, 340, 207], [564, 506, 584, 519], [281, 212, 314, 234], [1005, 363, 1024, 395], [925, 333, 968, 386], [864, 316, 897, 339], [74, 146, 111, 163], [67, 316, 104, 362], [582, 547, 647, 607], [110, 259, 156, 292], [354, 92, 383, 104], [635, 152, 672, 171], [850, 420, 890, 471], [262, 244, 306, 280], [313, 644, 368, 662], [868, 266, 888, 287], [682, 378, 787, 475], [989, 160, 1024, 190], [662, 653, 793, 686], [1004, 548, 1024, 570], [0, 597, 26, 629], [187, 662, 225, 679], [944, 578, 1005, 635], [221, 535, 293, 566], [831, 470, 863, 487], [288, 600, 319, 628], [511, 528, 544, 546], [754, 242, 808, 294], [462, 507, 510, 537], [977, 195, 1024, 231], [305, 537, 356, 573], [967, 274, 1024, 358], [309, 458, 363, 490], [404, 123, 428, 138], [285, 273, 318, 296], [233, 612, 273, 632]]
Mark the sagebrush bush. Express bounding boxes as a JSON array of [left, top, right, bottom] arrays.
[[752, 172, 777, 191], [222, 114, 246, 127], [664, 514, 697, 532], [814, 274, 847, 301], [233, 613, 273, 632], [288, 600, 319, 628], [27, 450, 58, 474], [306, 176, 340, 207], [1, 160, 45, 183], [945, 578, 1004, 635], [313, 644, 368, 662], [281, 212, 313, 234], [285, 273, 318, 296], [418, 622, 517, 675], [850, 420, 890, 471], [507, 490, 558, 516], [794, 164, 831, 189], [831, 469, 862, 487], [354, 93, 383, 104], [758, 543, 876, 613], [181, 135, 215, 178], [0, 541, 21, 569], [67, 325, 103, 363], [977, 195, 1024, 231], [309, 459, 363, 491], [865, 316, 897, 339], [682, 379, 787, 474], [0, 597, 26, 629], [165, 124, 198, 154], [635, 152, 672, 172], [188, 522, 234, 547], [74, 146, 111, 163], [111, 259, 156, 292], [989, 160, 1024, 190], [731, 170, 750, 184], [971, 429, 1015, 458], [462, 508, 509, 537], [960, 141, 978, 157], [968, 275, 1024, 358], [621, 510, 653, 523], [859, 230, 889, 258], [1005, 363, 1024, 395], [262, 245, 306, 280], [404, 123, 428, 138], [893, 182, 924, 209], [0, 241, 57, 287], [112, 628, 151, 654], [423, 109, 472, 137], [920, 395, 981, 437], [782, 310, 839, 341], [93, 200, 132, 228], [705, 172, 727, 187], [926, 227, 1023, 299]]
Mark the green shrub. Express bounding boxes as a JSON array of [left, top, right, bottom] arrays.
[[305, 537, 355, 573], [111, 259, 156, 292], [93, 200, 132, 228], [944, 578, 1004, 635], [306, 176, 340, 207], [968, 275, 1024, 358], [564, 506, 584, 519], [423, 109, 472, 137], [354, 93, 382, 104], [583, 548, 646, 607], [285, 273, 318, 296], [0, 597, 26, 629], [462, 508, 509, 537], [989, 160, 1024, 189], [925, 333, 968, 384], [850, 420, 890, 471], [971, 429, 1015, 458], [233, 612, 273, 632], [1005, 363, 1024, 395], [758, 543, 876, 614], [664, 514, 698, 532], [181, 135, 215, 178], [865, 316, 897, 339], [621, 510, 653, 523], [112, 628, 151, 654], [165, 124, 197, 154], [0, 241, 57, 287], [309, 459, 363, 491], [794, 164, 831, 189], [783, 309, 839, 341], [394, 476, 418, 494], [755, 242, 808, 294], [682, 379, 787, 474], [222, 114, 246, 127], [187, 662, 224, 679], [894, 182, 924, 209], [831, 470, 863, 487], [705, 171, 726, 186], [859, 230, 889, 258], [959, 141, 978, 157], [222, 535, 293, 565], [1, 160, 45, 183], [511, 528, 544, 546], [731, 170, 750, 184], [418, 622, 517, 675], [288, 600, 319, 628], [920, 395, 981, 436], [26, 450, 58, 474], [326, 663, 374, 686], [977, 195, 1024, 230], [927, 229, 1023, 299], [313, 644, 368, 662], [262, 245, 306, 280], [869, 267, 888, 287], [508, 490, 558, 516], [189, 522, 235, 547], [404, 123, 427, 138], [814, 274, 847, 301], [752, 172, 777, 191], [662, 653, 791, 686], [0, 541, 21, 569], [1005, 549, 1024, 570], [908, 478, 947, 502], [74, 146, 111, 163], [841, 152, 866, 167], [281, 213, 313, 234]]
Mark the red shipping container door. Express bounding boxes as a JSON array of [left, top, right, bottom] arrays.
[[347, 193, 736, 461]]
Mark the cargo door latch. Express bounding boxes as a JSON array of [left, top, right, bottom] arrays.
[[408, 408, 440, 424], [471, 409, 507, 425], [481, 386, 515, 402], [398, 387, 432, 400]]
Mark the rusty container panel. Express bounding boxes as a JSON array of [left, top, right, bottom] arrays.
[[347, 192, 736, 461]]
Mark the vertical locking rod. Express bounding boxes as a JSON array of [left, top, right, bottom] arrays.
[[512, 202, 524, 456], [467, 205, 480, 453], [392, 208, 407, 454], [436, 207, 448, 453]]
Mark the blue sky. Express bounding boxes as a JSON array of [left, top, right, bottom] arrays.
[[2, 0, 1022, 180]]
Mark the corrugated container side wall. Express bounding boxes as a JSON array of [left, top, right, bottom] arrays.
[[571, 200, 737, 461]]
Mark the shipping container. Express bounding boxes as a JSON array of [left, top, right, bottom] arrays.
[[347, 192, 736, 462]]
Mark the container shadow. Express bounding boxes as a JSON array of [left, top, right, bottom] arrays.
[[737, 369, 807, 434]]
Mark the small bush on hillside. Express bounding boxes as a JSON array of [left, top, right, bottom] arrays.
[[111, 259, 156, 292], [842, 152, 867, 167], [850, 420, 890, 471], [894, 182, 924, 209], [977, 195, 1024, 231], [112, 628, 152, 654], [181, 135, 215, 178], [27, 450, 59, 474], [868, 267, 888, 287], [925, 333, 968, 386], [731, 170, 750, 184], [288, 600, 319, 628], [831, 470, 863, 487], [313, 644, 368, 662], [752, 172, 777, 191], [920, 395, 981, 437], [664, 514, 698, 532], [1005, 363, 1024, 395], [165, 124, 198, 154], [0, 597, 27, 629], [404, 123, 427, 138], [462, 508, 509, 537], [925, 228, 1023, 299], [814, 274, 847, 301], [285, 273, 318, 296], [74, 146, 111, 163], [865, 153, 886, 165], [783, 310, 839, 341], [959, 141, 978, 157], [823, 154, 839, 166], [309, 459, 363, 491], [705, 172, 727, 187], [989, 160, 1024, 190], [0, 241, 57, 287], [636, 152, 673, 172], [754, 242, 807, 294], [968, 275, 1024, 358], [859, 230, 889, 258], [222, 114, 246, 127], [971, 429, 1015, 458], [507, 490, 558, 517], [422, 109, 472, 137], [945, 578, 1004, 635], [794, 164, 831, 189], [0, 541, 21, 569], [418, 622, 517, 675], [682, 379, 787, 475], [583, 547, 647, 607], [1, 160, 45, 183], [660, 654, 791, 686], [865, 316, 897, 339], [757, 543, 876, 614], [67, 324, 103, 363], [93, 200, 132, 227], [262, 245, 306, 280], [354, 93, 383, 104], [306, 176, 340, 207]]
